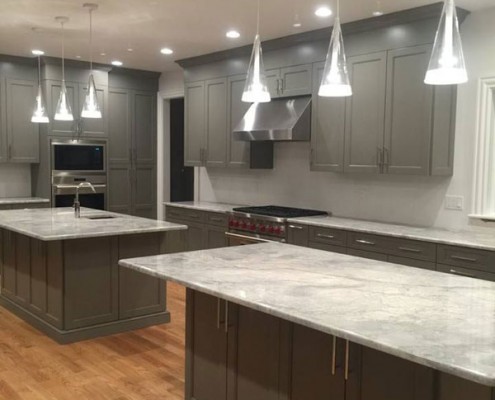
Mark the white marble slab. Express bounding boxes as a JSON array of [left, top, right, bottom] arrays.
[[120, 242, 495, 386], [164, 201, 244, 213], [0, 207, 186, 241], [288, 215, 495, 252], [0, 197, 50, 205]]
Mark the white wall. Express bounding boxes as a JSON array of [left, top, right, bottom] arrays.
[[177, 7, 495, 230], [0, 164, 31, 198]]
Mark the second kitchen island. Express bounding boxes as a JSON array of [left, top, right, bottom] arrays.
[[121, 242, 495, 400], [0, 207, 186, 343]]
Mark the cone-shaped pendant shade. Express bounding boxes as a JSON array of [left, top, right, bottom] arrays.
[[31, 85, 49, 124], [425, 0, 467, 85], [319, 18, 352, 97], [54, 81, 74, 121], [81, 74, 102, 118], [242, 34, 271, 103]]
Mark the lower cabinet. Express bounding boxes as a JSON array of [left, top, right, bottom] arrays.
[[186, 289, 494, 400]]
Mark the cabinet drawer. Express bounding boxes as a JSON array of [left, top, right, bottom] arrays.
[[347, 248, 388, 262], [308, 241, 347, 255], [388, 256, 436, 271], [166, 206, 205, 223], [205, 211, 228, 227], [287, 224, 309, 247], [437, 264, 495, 282], [347, 232, 389, 253], [437, 245, 495, 273], [309, 226, 347, 247], [386, 237, 436, 262]]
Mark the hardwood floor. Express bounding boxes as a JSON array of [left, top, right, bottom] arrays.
[[0, 282, 186, 400]]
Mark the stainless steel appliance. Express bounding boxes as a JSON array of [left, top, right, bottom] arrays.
[[51, 139, 107, 210], [227, 205, 328, 246]]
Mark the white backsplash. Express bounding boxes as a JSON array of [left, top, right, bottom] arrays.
[[0, 164, 31, 198]]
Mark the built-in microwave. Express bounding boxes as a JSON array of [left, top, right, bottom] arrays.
[[51, 139, 106, 175]]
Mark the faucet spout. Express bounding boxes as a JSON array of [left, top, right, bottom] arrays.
[[74, 182, 96, 218]]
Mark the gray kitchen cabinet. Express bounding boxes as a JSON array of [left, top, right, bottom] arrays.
[[347, 248, 389, 262], [266, 64, 312, 98], [287, 223, 309, 247], [184, 81, 205, 166], [265, 68, 281, 99], [5, 79, 39, 163], [108, 87, 156, 218], [344, 52, 387, 174], [227, 74, 250, 168], [310, 62, 346, 172], [205, 225, 228, 249], [205, 78, 228, 167], [185, 222, 206, 251], [0, 79, 6, 162], [384, 45, 433, 175]]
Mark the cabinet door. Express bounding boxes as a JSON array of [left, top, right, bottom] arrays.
[[205, 225, 227, 249], [287, 223, 309, 247], [0, 79, 6, 162], [265, 68, 281, 99], [227, 75, 250, 168], [436, 372, 493, 400], [344, 52, 387, 174], [78, 82, 108, 137], [47, 80, 78, 136], [384, 45, 433, 175], [133, 165, 156, 219], [186, 222, 206, 251], [205, 78, 227, 167], [311, 62, 346, 172], [6, 79, 39, 163], [280, 64, 312, 97], [108, 88, 132, 164], [133, 90, 156, 165], [108, 164, 132, 215], [290, 324, 346, 400], [186, 290, 228, 400], [347, 345, 434, 400], [184, 81, 205, 166]]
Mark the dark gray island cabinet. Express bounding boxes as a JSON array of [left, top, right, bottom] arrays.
[[0, 208, 186, 344], [120, 243, 495, 400]]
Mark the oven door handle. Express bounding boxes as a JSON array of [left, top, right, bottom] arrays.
[[54, 184, 107, 189], [225, 232, 272, 244]]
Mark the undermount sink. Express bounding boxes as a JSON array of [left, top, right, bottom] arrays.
[[82, 214, 118, 220]]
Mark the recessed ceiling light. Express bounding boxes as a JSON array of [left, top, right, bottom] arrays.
[[111, 60, 123, 66], [100, 52, 106, 56], [372, 10, 384, 16], [226, 30, 240, 39], [160, 47, 174, 55], [293, 22, 302, 28], [31, 49, 44, 56], [75, 55, 81, 59], [127, 48, 133, 52], [315, 6, 332, 17]]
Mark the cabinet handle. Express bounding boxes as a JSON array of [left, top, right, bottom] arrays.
[[310, 148, 314, 166], [356, 239, 375, 246], [317, 233, 335, 240], [450, 255, 477, 263], [224, 301, 229, 334], [210, 217, 223, 222], [289, 225, 303, 230], [129, 149, 133, 165], [331, 336, 337, 376], [383, 147, 389, 168], [280, 78, 285, 94], [189, 214, 200, 219], [8, 144, 12, 160], [217, 298, 221, 329], [398, 246, 422, 253], [449, 268, 476, 278], [344, 340, 350, 381], [276, 79, 281, 95], [377, 147, 383, 172]]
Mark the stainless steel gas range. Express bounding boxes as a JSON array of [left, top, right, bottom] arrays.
[[226, 206, 329, 246]]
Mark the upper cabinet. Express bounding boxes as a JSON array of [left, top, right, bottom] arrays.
[[227, 74, 251, 168], [266, 64, 312, 98]]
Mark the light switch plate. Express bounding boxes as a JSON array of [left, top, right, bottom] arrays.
[[445, 195, 464, 211]]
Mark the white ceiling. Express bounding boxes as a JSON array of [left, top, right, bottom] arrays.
[[0, 0, 492, 73]]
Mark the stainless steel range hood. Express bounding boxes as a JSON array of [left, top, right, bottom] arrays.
[[233, 96, 312, 141]]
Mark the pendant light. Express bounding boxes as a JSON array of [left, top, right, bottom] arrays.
[[318, 0, 352, 97], [54, 16, 74, 121], [81, 3, 102, 119], [425, 0, 467, 85], [242, 0, 270, 103], [31, 51, 49, 123]]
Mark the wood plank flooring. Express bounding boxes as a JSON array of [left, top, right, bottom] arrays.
[[0, 282, 186, 400]]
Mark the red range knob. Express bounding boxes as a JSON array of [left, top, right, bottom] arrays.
[[260, 225, 266, 233], [241, 221, 247, 229], [274, 226, 281, 234], [233, 220, 239, 228], [229, 220, 234, 227], [250, 223, 256, 231], [268, 226, 274, 233]]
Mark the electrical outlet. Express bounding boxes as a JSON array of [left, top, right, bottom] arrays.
[[445, 195, 464, 211]]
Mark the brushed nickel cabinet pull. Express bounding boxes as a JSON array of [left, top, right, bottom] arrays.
[[377, 147, 383, 170], [317, 233, 335, 240], [344, 340, 350, 381], [331, 336, 337, 376], [398, 246, 422, 253], [356, 239, 375, 246], [216, 298, 221, 329], [224, 301, 229, 334], [451, 255, 477, 263], [289, 225, 303, 230], [449, 269, 476, 278], [383, 147, 390, 168]]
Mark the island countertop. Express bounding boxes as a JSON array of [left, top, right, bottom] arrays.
[[0, 197, 50, 205], [0, 207, 187, 241], [120, 242, 495, 386]]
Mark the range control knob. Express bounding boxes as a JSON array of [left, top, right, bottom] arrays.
[[259, 224, 267, 233], [274, 226, 282, 235], [250, 223, 256, 231], [268, 226, 275, 234], [241, 221, 247, 229], [233, 220, 239, 228]]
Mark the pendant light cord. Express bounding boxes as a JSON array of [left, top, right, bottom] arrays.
[[256, 0, 260, 35], [61, 21, 65, 82], [336, 0, 340, 20], [89, 8, 93, 72], [37, 55, 41, 83]]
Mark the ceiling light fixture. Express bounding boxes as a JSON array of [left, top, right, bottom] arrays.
[[425, 0, 467, 85], [111, 60, 123, 66], [81, 3, 102, 119], [293, 13, 302, 28], [31, 50, 49, 123], [315, 6, 332, 18], [242, 0, 270, 103], [318, 0, 352, 97], [226, 30, 240, 39], [372, 10, 383, 16], [54, 16, 74, 121], [372, 1, 383, 17], [160, 48, 174, 55]]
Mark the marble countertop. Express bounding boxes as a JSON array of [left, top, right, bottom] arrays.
[[288, 215, 495, 252], [0, 197, 50, 205], [164, 201, 244, 213], [120, 242, 495, 386], [0, 207, 186, 241]]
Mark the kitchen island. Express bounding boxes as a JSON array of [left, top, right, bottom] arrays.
[[120, 242, 495, 400], [0, 207, 186, 344]]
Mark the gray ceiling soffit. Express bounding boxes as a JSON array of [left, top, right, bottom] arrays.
[[176, 2, 470, 69]]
